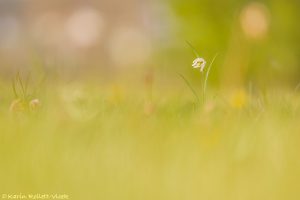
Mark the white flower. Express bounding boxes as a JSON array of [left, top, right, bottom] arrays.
[[192, 57, 206, 72]]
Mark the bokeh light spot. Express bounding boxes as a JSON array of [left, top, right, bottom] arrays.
[[240, 2, 270, 40], [65, 7, 105, 48]]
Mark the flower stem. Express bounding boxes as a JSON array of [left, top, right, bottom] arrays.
[[203, 54, 218, 104]]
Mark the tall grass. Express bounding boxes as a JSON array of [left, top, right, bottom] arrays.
[[0, 79, 300, 200]]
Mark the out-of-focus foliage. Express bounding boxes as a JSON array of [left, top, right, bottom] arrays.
[[165, 0, 300, 88], [0, 0, 299, 89], [1, 82, 300, 200], [1, 1, 300, 199]]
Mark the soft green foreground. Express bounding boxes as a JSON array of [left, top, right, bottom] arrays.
[[1, 83, 300, 200]]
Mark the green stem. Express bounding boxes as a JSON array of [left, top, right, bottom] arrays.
[[203, 54, 218, 104]]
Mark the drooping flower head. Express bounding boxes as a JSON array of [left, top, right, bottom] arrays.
[[192, 57, 206, 72]]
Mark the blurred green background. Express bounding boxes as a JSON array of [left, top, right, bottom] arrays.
[[1, 1, 300, 200], [0, 0, 299, 88]]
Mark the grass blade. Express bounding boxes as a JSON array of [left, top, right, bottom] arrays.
[[185, 40, 200, 58], [203, 53, 218, 103], [12, 78, 18, 99], [177, 72, 200, 103]]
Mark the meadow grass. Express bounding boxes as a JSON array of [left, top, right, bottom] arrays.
[[0, 80, 300, 200]]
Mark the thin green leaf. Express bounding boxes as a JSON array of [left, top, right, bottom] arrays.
[[24, 72, 31, 97], [17, 71, 26, 99], [203, 53, 218, 103], [177, 72, 200, 103], [12, 78, 18, 98], [185, 40, 200, 58]]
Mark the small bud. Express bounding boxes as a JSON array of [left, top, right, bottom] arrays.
[[29, 99, 41, 111], [10, 99, 26, 113]]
